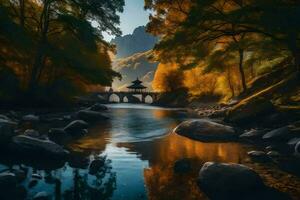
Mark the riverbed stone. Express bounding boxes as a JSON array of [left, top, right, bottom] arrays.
[[197, 162, 265, 199], [77, 110, 109, 122], [11, 135, 69, 158], [262, 126, 291, 141], [173, 119, 237, 142]]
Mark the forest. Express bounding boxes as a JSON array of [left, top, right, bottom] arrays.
[[0, 1, 300, 200], [0, 0, 123, 106], [146, 0, 300, 107]]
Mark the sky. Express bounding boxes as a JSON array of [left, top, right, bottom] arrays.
[[103, 0, 150, 42]]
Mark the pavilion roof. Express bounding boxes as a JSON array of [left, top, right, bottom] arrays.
[[127, 78, 147, 89]]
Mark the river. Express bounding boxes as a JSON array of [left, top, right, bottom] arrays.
[[0, 104, 300, 199]]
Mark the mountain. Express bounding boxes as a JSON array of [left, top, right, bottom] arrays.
[[112, 50, 158, 91], [111, 26, 158, 58]]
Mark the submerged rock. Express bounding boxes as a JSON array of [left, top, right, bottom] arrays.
[[77, 110, 109, 122], [11, 135, 69, 158], [173, 119, 237, 142]]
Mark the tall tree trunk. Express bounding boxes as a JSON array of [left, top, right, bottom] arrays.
[[28, 1, 51, 92], [238, 49, 247, 93], [18, 0, 25, 27], [226, 67, 235, 98]]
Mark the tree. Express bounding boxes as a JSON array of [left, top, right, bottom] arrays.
[[0, 0, 125, 104]]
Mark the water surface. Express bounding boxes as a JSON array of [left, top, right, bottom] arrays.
[[1, 104, 300, 199]]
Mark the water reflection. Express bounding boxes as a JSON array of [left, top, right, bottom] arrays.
[[117, 134, 249, 200], [1, 104, 300, 199]]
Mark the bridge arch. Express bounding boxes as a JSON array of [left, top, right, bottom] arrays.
[[108, 93, 120, 103], [123, 96, 129, 103], [144, 95, 154, 104]]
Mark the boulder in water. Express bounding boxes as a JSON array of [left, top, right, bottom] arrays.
[[198, 162, 264, 199], [11, 135, 69, 158], [173, 119, 237, 142]]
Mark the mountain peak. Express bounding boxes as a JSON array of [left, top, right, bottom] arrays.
[[111, 26, 158, 58]]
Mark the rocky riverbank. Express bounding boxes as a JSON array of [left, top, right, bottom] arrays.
[[174, 96, 300, 199], [0, 103, 111, 200]]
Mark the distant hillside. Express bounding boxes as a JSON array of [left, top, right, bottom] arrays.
[[112, 50, 158, 91], [111, 26, 158, 58]]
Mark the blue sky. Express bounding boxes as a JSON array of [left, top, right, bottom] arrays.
[[103, 0, 150, 41]]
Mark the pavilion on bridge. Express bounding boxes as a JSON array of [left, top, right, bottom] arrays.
[[127, 78, 147, 93]]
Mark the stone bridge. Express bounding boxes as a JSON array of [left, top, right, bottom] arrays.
[[94, 91, 161, 103]]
